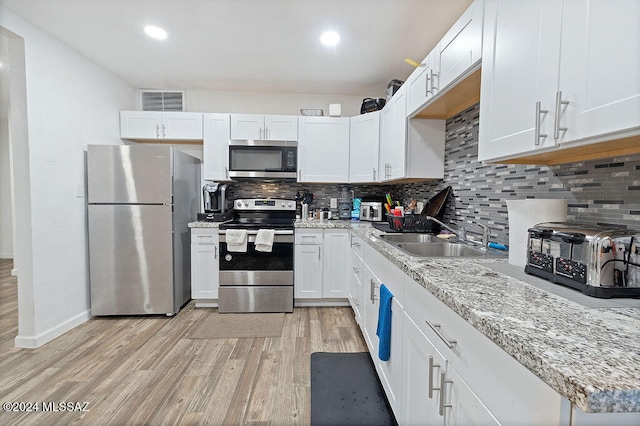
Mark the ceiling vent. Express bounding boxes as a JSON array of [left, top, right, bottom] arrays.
[[140, 90, 185, 112]]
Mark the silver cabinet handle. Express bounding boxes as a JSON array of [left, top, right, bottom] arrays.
[[162, 124, 166, 138], [373, 168, 376, 181], [225, 166, 229, 179], [426, 72, 432, 95], [318, 247, 321, 261], [439, 371, 453, 416], [298, 169, 301, 181], [425, 320, 457, 349], [430, 69, 438, 93], [214, 246, 218, 259], [370, 279, 379, 303], [554, 91, 569, 140], [156, 124, 160, 138], [428, 356, 441, 398], [535, 101, 548, 146], [352, 266, 359, 274]]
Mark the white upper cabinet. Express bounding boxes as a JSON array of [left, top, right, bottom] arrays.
[[406, 0, 484, 119], [349, 112, 381, 183], [298, 117, 350, 183], [379, 85, 446, 182], [479, 0, 640, 163], [558, 0, 640, 144], [120, 111, 203, 141], [406, 48, 440, 117], [438, 0, 484, 91], [230, 114, 298, 140], [379, 86, 408, 181], [203, 113, 230, 181]]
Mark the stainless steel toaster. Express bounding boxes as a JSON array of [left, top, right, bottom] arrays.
[[360, 201, 384, 222], [524, 222, 640, 298]]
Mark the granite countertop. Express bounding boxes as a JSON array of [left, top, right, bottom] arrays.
[[294, 218, 354, 229], [347, 222, 640, 414], [188, 221, 226, 228]]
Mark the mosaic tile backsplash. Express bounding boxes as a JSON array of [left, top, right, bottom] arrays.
[[226, 102, 639, 245]]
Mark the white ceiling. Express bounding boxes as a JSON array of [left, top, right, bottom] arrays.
[[0, 0, 473, 97]]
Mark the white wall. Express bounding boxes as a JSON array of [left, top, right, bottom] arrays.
[[0, 34, 12, 258], [0, 6, 136, 347], [184, 89, 366, 117]]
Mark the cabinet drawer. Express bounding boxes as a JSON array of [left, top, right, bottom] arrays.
[[351, 250, 364, 284], [350, 232, 365, 258], [191, 228, 218, 245], [295, 229, 323, 245]]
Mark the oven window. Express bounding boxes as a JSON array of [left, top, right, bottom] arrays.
[[230, 147, 283, 171], [219, 242, 293, 270]]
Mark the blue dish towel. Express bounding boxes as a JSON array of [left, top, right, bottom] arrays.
[[376, 284, 393, 361]]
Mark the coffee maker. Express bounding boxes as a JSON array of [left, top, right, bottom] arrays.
[[197, 183, 233, 222]]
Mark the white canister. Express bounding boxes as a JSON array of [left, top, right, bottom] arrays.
[[301, 203, 309, 221], [506, 199, 568, 267]]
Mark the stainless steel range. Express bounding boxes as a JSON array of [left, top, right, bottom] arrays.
[[218, 199, 296, 313]]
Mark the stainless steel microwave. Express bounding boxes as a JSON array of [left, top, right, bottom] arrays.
[[228, 140, 297, 179]]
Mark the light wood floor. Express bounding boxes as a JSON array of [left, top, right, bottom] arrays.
[[0, 259, 367, 425]]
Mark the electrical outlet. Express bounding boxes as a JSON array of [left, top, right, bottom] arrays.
[[330, 198, 338, 208]]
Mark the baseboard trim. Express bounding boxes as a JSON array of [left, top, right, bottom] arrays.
[[295, 298, 350, 307], [14, 310, 91, 348], [0, 253, 13, 259], [194, 300, 219, 308]]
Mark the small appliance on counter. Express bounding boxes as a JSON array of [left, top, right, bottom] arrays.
[[525, 222, 640, 298], [360, 197, 385, 222], [338, 188, 353, 220], [198, 183, 233, 222]]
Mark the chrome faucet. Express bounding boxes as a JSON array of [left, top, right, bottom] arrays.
[[423, 216, 465, 240], [476, 223, 491, 248], [424, 216, 491, 247]]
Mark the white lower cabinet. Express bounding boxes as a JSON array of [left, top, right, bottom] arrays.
[[401, 312, 449, 425], [362, 244, 404, 415], [349, 234, 365, 324], [394, 302, 500, 426], [294, 229, 349, 301], [190, 228, 219, 302]]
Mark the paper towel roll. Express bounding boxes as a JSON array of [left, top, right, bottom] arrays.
[[506, 199, 568, 267]]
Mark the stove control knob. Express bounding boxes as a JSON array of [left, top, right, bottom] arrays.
[[243, 201, 249, 207], [281, 202, 285, 207], [288, 202, 293, 208], [236, 201, 243, 208]]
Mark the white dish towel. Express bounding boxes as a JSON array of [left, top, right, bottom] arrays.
[[225, 229, 248, 252], [255, 229, 275, 252]]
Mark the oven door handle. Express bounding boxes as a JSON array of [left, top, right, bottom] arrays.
[[219, 230, 294, 243]]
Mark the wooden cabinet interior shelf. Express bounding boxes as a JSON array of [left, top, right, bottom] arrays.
[[413, 67, 482, 120]]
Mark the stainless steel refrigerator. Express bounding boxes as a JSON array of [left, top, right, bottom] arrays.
[[87, 144, 200, 315]]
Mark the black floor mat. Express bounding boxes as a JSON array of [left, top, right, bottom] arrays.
[[310, 352, 397, 426]]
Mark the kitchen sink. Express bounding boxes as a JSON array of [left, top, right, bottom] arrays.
[[379, 233, 506, 258], [379, 233, 442, 244], [396, 242, 503, 258]]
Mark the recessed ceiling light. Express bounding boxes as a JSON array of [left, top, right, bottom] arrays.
[[144, 25, 167, 40], [320, 30, 340, 47]]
